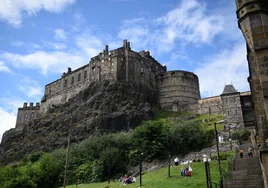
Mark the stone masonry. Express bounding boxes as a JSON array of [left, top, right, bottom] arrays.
[[236, 0, 268, 186]]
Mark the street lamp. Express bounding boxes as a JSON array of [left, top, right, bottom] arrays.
[[228, 126, 232, 151], [214, 120, 224, 188], [229, 138, 232, 151], [139, 152, 143, 187], [168, 154, 171, 178], [203, 154, 212, 188]]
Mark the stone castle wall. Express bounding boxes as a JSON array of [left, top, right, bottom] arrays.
[[157, 70, 200, 110], [40, 40, 166, 114], [16, 102, 40, 129], [198, 96, 223, 114], [221, 92, 244, 129], [176, 96, 223, 115]]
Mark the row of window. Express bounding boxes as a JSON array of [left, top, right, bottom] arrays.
[[64, 70, 88, 87]]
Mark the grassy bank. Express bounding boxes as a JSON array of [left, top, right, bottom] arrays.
[[63, 160, 228, 188]]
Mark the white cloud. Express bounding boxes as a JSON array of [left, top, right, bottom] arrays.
[[194, 42, 249, 97], [0, 61, 11, 73], [0, 107, 16, 142], [55, 29, 67, 41], [0, 0, 76, 27], [18, 77, 42, 98], [0, 51, 86, 75], [75, 33, 104, 59], [0, 98, 22, 114], [0, 98, 22, 142], [43, 41, 67, 50], [118, 0, 224, 54]]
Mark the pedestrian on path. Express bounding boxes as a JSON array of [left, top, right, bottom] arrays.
[[248, 146, 253, 157], [239, 149, 244, 158]]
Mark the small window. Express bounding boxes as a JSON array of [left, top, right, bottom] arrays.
[[84, 70, 87, 79], [78, 73, 81, 82], [228, 111, 229, 116], [102, 59, 104, 63], [71, 76, 74, 84], [141, 67, 144, 73], [121, 58, 123, 61], [64, 79, 68, 87], [108, 57, 111, 61]]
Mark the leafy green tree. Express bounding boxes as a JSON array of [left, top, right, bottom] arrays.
[[99, 147, 127, 183], [131, 119, 170, 160]]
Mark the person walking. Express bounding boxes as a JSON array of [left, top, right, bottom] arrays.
[[248, 146, 253, 157], [239, 149, 244, 158]]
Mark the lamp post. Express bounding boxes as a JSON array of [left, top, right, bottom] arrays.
[[139, 152, 143, 187], [203, 154, 212, 188], [214, 120, 224, 188], [228, 126, 232, 151], [168, 154, 171, 178]]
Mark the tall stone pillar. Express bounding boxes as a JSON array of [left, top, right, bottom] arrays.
[[236, 0, 268, 186]]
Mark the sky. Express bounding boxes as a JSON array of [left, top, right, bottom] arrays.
[[0, 0, 249, 141]]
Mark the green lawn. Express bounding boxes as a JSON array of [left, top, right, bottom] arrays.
[[62, 160, 228, 188]]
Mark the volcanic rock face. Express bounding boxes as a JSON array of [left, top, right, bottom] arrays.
[[0, 81, 157, 164]]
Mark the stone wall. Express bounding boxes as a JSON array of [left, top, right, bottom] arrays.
[[16, 102, 40, 129], [157, 70, 200, 110], [40, 40, 166, 114], [198, 96, 223, 115], [221, 92, 244, 129]]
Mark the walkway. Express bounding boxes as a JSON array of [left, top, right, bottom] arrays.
[[224, 142, 263, 188]]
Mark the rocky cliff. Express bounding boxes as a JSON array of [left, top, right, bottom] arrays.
[[0, 81, 157, 164]]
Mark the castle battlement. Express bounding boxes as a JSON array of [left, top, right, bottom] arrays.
[[19, 102, 40, 110]]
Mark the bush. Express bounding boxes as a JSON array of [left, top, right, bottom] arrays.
[[211, 152, 232, 161], [232, 130, 250, 143]]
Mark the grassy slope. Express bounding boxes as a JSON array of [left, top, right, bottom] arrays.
[[63, 160, 228, 188]]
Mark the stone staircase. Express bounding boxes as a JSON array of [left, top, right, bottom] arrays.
[[224, 142, 263, 188]]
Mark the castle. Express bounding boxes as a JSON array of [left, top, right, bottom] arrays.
[[1, 39, 254, 144]]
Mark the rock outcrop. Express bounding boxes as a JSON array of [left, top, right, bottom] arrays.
[[0, 81, 157, 164]]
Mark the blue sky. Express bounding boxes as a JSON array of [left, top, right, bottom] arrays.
[[0, 0, 249, 141]]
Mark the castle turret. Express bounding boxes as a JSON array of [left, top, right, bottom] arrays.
[[220, 84, 244, 129], [236, 0, 268, 185]]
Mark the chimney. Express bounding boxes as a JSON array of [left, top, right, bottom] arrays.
[[68, 67, 71, 73], [36, 102, 40, 107], [30, 102, 33, 107], [23, 103, 27, 108], [105, 45, 109, 55], [123, 39, 128, 48]]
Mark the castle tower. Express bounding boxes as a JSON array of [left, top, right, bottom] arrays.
[[220, 84, 244, 129], [236, 0, 268, 184]]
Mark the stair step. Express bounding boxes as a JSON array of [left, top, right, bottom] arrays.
[[224, 142, 263, 188]]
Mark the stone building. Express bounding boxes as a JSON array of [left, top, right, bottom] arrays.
[[3, 40, 254, 146], [10, 40, 254, 132], [2, 102, 40, 143], [236, 0, 268, 185], [40, 40, 166, 114], [220, 84, 254, 130]]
